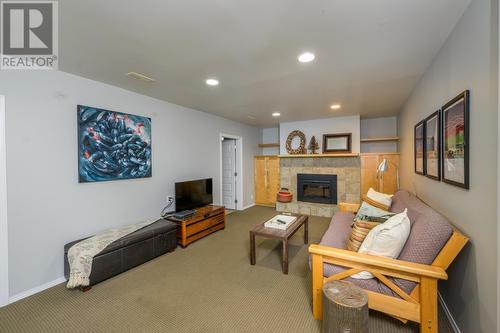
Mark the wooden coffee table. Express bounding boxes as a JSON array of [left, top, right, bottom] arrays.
[[249, 214, 308, 274]]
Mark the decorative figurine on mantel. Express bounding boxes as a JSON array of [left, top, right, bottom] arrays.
[[308, 135, 319, 154]]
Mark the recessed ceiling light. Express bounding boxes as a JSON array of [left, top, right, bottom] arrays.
[[272, 112, 281, 117], [330, 104, 341, 110], [206, 78, 219, 86], [126, 72, 155, 82], [298, 52, 315, 63]]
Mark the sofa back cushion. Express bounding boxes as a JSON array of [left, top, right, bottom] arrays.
[[319, 211, 355, 249], [390, 190, 453, 266]]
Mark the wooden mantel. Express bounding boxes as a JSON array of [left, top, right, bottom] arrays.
[[278, 153, 359, 158]]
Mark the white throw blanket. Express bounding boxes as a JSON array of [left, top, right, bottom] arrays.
[[66, 220, 157, 288]]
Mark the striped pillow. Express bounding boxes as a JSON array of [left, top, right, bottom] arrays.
[[346, 220, 381, 252]]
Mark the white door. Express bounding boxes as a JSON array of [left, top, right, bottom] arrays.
[[222, 138, 236, 209]]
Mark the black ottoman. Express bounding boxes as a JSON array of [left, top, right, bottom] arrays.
[[64, 219, 177, 288]]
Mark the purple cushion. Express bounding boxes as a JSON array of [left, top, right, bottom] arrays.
[[318, 211, 400, 297], [391, 190, 453, 266], [316, 190, 453, 297], [389, 190, 453, 293], [318, 212, 353, 248]]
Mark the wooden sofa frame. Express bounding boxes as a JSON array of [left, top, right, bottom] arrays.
[[309, 202, 468, 333]]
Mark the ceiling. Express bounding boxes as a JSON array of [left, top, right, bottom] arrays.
[[59, 0, 471, 127]]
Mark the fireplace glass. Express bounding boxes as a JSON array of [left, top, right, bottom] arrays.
[[297, 174, 337, 204]]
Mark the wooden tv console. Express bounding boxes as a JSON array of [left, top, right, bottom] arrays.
[[165, 205, 225, 248]]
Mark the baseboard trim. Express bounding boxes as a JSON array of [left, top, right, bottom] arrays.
[[8, 276, 66, 305], [438, 291, 461, 333], [241, 203, 255, 211]]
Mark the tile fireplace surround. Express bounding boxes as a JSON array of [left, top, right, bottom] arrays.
[[276, 155, 361, 217]]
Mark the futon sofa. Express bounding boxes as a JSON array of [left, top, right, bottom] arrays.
[[309, 190, 468, 333], [64, 219, 177, 288]]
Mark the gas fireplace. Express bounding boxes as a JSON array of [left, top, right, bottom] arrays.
[[297, 174, 337, 204]]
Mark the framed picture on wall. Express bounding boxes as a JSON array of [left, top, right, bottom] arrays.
[[77, 105, 152, 183], [322, 133, 352, 153], [441, 90, 470, 189], [414, 121, 425, 175], [424, 110, 441, 180]]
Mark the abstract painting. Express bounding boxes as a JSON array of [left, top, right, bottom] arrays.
[[78, 105, 152, 183], [414, 121, 425, 175], [425, 110, 441, 180], [442, 91, 469, 189]]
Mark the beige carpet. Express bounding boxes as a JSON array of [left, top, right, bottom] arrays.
[[0, 206, 452, 332]]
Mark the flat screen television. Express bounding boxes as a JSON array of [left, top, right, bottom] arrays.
[[175, 178, 213, 212]]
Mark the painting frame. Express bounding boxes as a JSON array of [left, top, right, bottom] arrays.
[[441, 90, 470, 189], [77, 105, 152, 183], [414, 120, 426, 175], [424, 110, 441, 181], [322, 133, 352, 153]]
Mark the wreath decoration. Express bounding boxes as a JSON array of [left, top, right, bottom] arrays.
[[286, 130, 306, 154]]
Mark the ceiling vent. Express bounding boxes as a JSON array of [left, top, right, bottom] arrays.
[[126, 72, 155, 83]]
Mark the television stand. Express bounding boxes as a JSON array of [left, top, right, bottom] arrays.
[[165, 205, 225, 248], [172, 209, 196, 220]]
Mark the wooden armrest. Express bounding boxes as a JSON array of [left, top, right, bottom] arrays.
[[338, 202, 360, 213], [309, 244, 447, 280]]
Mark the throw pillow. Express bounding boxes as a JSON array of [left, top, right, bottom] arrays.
[[346, 220, 381, 252], [353, 201, 394, 223], [351, 209, 411, 279], [367, 187, 394, 207], [362, 195, 390, 211]]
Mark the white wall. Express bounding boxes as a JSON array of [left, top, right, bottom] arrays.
[[360, 117, 398, 153], [279, 116, 360, 155], [498, 1, 500, 330], [0, 96, 8, 306], [0, 70, 262, 297], [261, 127, 279, 155], [398, 0, 498, 331]]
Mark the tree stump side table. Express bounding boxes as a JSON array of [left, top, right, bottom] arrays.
[[321, 280, 369, 333]]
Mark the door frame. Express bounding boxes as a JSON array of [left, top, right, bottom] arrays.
[[219, 133, 243, 210], [0, 96, 8, 307]]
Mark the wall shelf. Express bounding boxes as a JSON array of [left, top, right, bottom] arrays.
[[360, 137, 399, 143], [258, 143, 280, 148], [278, 153, 359, 158], [360, 152, 400, 156]]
